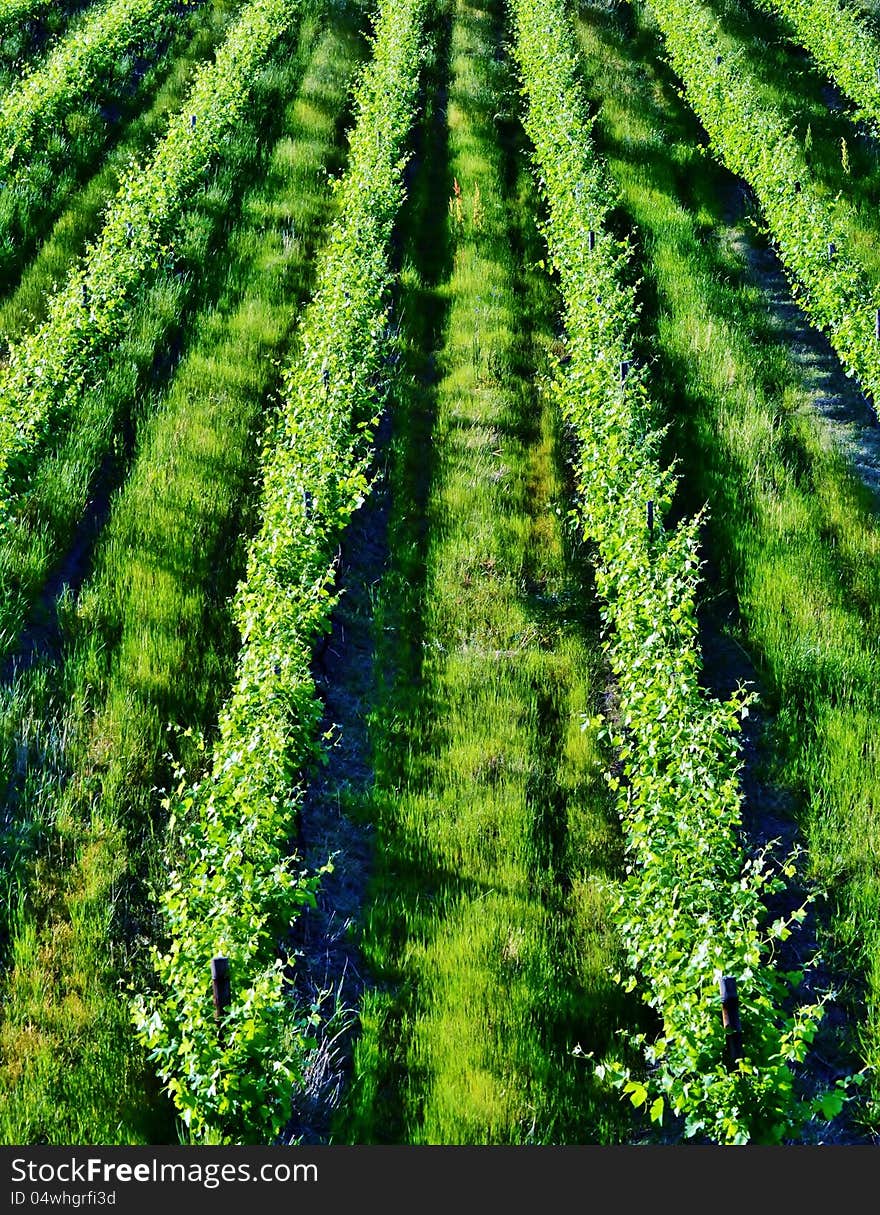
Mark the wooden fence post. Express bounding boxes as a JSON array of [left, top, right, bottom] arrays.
[[211, 956, 231, 1035], [719, 975, 743, 1070]]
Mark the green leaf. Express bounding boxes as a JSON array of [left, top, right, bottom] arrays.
[[624, 1081, 648, 1108], [815, 1091, 845, 1121]]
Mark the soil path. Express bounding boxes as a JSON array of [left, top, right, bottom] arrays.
[[722, 178, 880, 501], [283, 421, 390, 1144], [698, 181, 880, 1143]]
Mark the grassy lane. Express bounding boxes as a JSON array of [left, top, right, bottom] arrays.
[[0, 0, 216, 293], [0, 0, 315, 688], [638, 0, 880, 425], [0, 0, 236, 339], [0, 1, 91, 43], [0, 9, 365, 1144], [698, 0, 880, 277], [749, 0, 880, 140], [0, 1, 92, 79], [575, 0, 880, 1134], [133, 0, 430, 1140], [337, 0, 636, 1145]]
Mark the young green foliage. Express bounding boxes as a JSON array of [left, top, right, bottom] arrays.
[[133, 0, 429, 1143], [0, 0, 296, 537], [752, 0, 880, 138], [510, 0, 832, 1143], [645, 0, 880, 413]]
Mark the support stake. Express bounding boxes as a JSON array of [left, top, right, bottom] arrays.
[[211, 956, 231, 1034], [719, 975, 743, 1070]]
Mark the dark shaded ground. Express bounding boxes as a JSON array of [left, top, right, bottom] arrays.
[[723, 177, 880, 500], [696, 598, 873, 1143], [282, 415, 391, 1145], [693, 179, 880, 1143]]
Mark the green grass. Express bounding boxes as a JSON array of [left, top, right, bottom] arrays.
[[0, 0, 237, 341], [0, 0, 219, 296], [335, 0, 637, 1145], [575, 0, 880, 1133], [0, 0, 92, 80], [5, 0, 879, 1148], [681, 0, 880, 280], [0, 3, 330, 682], [0, 5, 367, 1144]]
